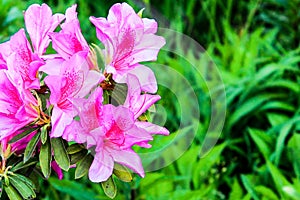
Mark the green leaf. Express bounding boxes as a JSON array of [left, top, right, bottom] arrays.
[[40, 139, 52, 178], [241, 175, 260, 200], [282, 186, 300, 199], [9, 126, 40, 144], [192, 143, 226, 188], [113, 163, 132, 182], [12, 174, 36, 190], [23, 132, 41, 163], [267, 161, 291, 198], [51, 138, 70, 171], [229, 178, 244, 200], [11, 158, 37, 172], [275, 122, 293, 165], [255, 185, 279, 200], [67, 143, 85, 154], [40, 124, 49, 145], [287, 133, 300, 179], [70, 149, 88, 165], [101, 176, 117, 199], [248, 128, 271, 159], [228, 94, 283, 127], [49, 177, 100, 200], [75, 154, 93, 179], [4, 185, 22, 200], [9, 175, 36, 199]]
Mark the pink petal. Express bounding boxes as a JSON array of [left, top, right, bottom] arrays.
[[50, 106, 73, 138], [109, 148, 145, 177], [117, 65, 158, 93], [142, 18, 158, 34], [24, 3, 65, 56], [76, 70, 102, 98], [88, 151, 114, 182], [113, 106, 134, 131], [51, 161, 64, 180], [135, 122, 170, 135], [132, 34, 166, 63], [39, 58, 64, 76]]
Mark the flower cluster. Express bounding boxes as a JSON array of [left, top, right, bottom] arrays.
[[0, 2, 168, 188]]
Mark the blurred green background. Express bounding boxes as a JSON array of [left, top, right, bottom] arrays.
[[1, 0, 300, 199]]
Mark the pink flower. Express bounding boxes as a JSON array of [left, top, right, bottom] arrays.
[[0, 41, 11, 70], [90, 3, 165, 85], [24, 3, 65, 57], [41, 52, 102, 138], [5, 29, 45, 89], [0, 70, 38, 140], [49, 4, 89, 60], [63, 74, 168, 182], [51, 161, 64, 180]]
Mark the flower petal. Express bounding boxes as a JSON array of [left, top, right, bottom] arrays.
[[24, 3, 64, 56], [109, 148, 145, 177], [88, 151, 114, 182]]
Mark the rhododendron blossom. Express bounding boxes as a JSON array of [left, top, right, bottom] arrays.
[[90, 3, 165, 92], [0, 2, 168, 198], [0, 70, 38, 140]]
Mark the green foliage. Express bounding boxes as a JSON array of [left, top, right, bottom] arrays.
[[0, 0, 299, 199]]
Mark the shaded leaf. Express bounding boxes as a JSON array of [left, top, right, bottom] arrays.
[[23, 132, 40, 163], [40, 124, 49, 145], [70, 149, 88, 165], [11, 158, 37, 172], [101, 176, 117, 199], [40, 139, 52, 178], [49, 177, 100, 200], [9, 127, 40, 144], [67, 143, 85, 154], [9, 175, 36, 199], [51, 138, 70, 171], [4, 185, 22, 200], [113, 163, 132, 182], [75, 154, 93, 179]]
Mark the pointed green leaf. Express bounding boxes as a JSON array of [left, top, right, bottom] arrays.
[[241, 175, 260, 200], [229, 178, 244, 200], [70, 149, 88, 165], [9, 175, 36, 199], [75, 154, 93, 179], [113, 163, 132, 182], [9, 126, 40, 144], [49, 177, 99, 200], [51, 138, 70, 171], [101, 176, 117, 199], [267, 161, 291, 198], [67, 143, 85, 154], [11, 158, 37, 172], [40, 139, 52, 178], [40, 124, 49, 144], [248, 128, 271, 159], [24, 132, 41, 163], [4, 185, 22, 200], [13, 174, 36, 190], [255, 185, 279, 200]]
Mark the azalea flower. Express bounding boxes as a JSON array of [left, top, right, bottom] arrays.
[[0, 41, 11, 70], [24, 3, 65, 57], [0, 70, 38, 140], [49, 4, 89, 60], [63, 73, 168, 182], [41, 52, 102, 137], [90, 2, 165, 92]]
